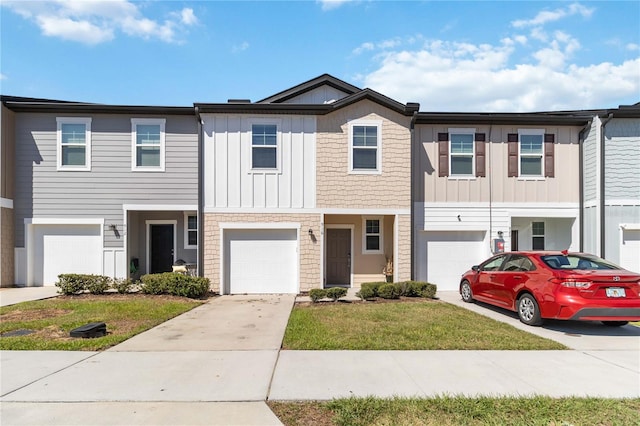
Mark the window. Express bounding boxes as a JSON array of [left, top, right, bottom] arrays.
[[184, 213, 197, 249], [480, 255, 506, 271], [350, 121, 381, 174], [57, 117, 91, 170], [252, 124, 278, 169], [519, 130, 544, 177], [132, 119, 165, 171], [449, 130, 474, 176], [502, 255, 536, 272], [532, 221, 545, 250], [362, 217, 383, 254]]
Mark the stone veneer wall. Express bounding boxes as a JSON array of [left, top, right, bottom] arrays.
[[203, 213, 322, 293], [1, 207, 14, 287]]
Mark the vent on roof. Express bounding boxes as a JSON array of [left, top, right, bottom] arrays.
[[227, 99, 251, 104]]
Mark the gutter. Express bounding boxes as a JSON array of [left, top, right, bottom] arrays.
[[410, 110, 418, 280], [599, 112, 614, 258], [195, 106, 204, 277]]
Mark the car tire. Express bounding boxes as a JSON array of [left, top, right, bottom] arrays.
[[517, 293, 543, 326], [601, 321, 628, 327], [460, 280, 474, 303]]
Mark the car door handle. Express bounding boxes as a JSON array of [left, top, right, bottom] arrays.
[[513, 275, 522, 279]]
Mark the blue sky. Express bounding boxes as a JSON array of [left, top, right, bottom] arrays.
[[1, 1, 639, 111]]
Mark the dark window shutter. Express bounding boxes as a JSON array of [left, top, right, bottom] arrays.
[[544, 133, 555, 177], [438, 132, 449, 177], [475, 133, 486, 177], [507, 133, 518, 177]]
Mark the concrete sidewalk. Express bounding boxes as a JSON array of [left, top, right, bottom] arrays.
[[0, 286, 59, 307]]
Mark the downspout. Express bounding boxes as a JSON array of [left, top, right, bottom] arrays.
[[195, 106, 204, 277], [577, 119, 592, 252], [409, 110, 418, 280], [599, 113, 614, 258], [487, 124, 493, 253]]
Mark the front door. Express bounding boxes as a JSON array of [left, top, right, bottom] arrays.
[[326, 228, 351, 286], [150, 224, 174, 273]]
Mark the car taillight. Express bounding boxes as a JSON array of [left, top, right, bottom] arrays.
[[560, 280, 592, 289]]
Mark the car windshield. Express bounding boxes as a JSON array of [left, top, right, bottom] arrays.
[[541, 254, 621, 270]]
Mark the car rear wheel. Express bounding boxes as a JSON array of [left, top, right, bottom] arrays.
[[601, 321, 629, 327], [460, 280, 474, 303], [518, 294, 543, 326]]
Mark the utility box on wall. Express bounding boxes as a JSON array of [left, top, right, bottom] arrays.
[[493, 238, 505, 253]]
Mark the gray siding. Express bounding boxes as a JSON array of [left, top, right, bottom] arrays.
[[604, 118, 640, 200], [604, 205, 640, 264], [582, 205, 598, 255], [14, 113, 198, 248], [582, 120, 598, 202]]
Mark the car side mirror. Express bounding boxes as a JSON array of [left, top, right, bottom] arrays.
[[472, 265, 479, 272]]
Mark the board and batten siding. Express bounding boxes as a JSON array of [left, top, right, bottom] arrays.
[[202, 114, 316, 210], [604, 118, 640, 201], [281, 86, 350, 104], [13, 113, 198, 248], [415, 124, 582, 204]]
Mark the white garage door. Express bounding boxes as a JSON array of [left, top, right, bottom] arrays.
[[422, 231, 486, 291], [620, 229, 640, 273], [33, 224, 103, 286], [224, 229, 298, 294]]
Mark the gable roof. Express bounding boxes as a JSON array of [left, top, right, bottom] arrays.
[[415, 111, 591, 126], [257, 74, 361, 104]]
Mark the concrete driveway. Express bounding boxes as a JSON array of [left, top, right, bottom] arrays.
[[437, 291, 640, 351]]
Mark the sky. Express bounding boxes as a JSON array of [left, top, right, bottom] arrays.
[[1, 0, 639, 112]]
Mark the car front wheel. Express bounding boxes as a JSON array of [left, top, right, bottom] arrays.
[[460, 280, 474, 303], [601, 321, 628, 327], [518, 294, 543, 326]]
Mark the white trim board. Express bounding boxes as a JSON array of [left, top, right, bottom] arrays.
[[123, 204, 198, 211], [1, 198, 14, 209], [25, 218, 105, 225], [205, 207, 411, 215]]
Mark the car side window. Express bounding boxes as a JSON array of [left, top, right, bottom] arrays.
[[501, 255, 536, 272], [481, 256, 506, 271]]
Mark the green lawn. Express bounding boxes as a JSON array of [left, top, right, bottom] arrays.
[[0, 294, 202, 351], [269, 396, 640, 426], [283, 301, 566, 350]]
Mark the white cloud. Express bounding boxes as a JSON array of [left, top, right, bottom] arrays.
[[0, 73, 6, 80], [232, 41, 250, 53], [318, 0, 353, 11], [511, 2, 594, 28], [2, 0, 198, 45], [358, 38, 640, 112], [626, 43, 640, 52]]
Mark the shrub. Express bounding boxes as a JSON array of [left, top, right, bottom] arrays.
[[112, 278, 134, 294], [421, 282, 438, 299], [356, 286, 376, 301], [55, 274, 88, 295], [309, 288, 327, 303], [85, 275, 111, 295], [139, 273, 210, 299], [394, 281, 409, 296], [378, 283, 400, 299], [360, 282, 385, 298], [326, 287, 347, 302]]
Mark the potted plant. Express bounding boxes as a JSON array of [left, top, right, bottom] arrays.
[[383, 256, 394, 283]]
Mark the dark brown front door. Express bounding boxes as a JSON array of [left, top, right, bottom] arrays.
[[150, 224, 174, 273], [326, 228, 351, 285]]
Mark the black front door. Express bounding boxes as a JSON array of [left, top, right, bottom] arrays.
[[150, 224, 174, 273]]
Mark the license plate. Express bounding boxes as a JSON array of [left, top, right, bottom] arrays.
[[606, 287, 626, 298]]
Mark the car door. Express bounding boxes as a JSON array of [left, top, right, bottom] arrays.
[[473, 254, 507, 303], [491, 255, 534, 308]]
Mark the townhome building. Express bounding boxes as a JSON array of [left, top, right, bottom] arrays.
[[196, 75, 416, 294], [582, 103, 640, 273], [1, 97, 198, 287]]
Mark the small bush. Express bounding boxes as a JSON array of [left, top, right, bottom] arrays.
[[326, 287, 347, 302], [112, 278, 134, 294], [356, 286, 376, 301], [378, 283, 400, 299], [86, 275, 111, 295], [309, 288, 327, 303], [394, 282, 408, 296], [55, 274, 88, 295], [421, 282, 437, 299], [140, 273, 210, 299], [360, 282, 385, 298]]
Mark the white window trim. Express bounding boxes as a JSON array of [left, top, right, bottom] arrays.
[[518, 129, 544, 179], [184, 212, 197, 249], [132, 118, 166, 172], [248, 119, 282, 174], [362, 216, 383, 254], [448, 127, 475, 178], [531, 220, 545, 250], [349, 120, 382, 175], [56, 117, 91, 171]]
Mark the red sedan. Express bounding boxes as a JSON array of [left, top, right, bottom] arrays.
[[459, 251, 640, 326]]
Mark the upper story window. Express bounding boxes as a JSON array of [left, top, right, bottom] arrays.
[[349, 121, 382, 174], [519, 130, 544, 177], [57, 117, 91, 171], [362, 216, 383, 254], [507, 129, 555, 179], [184, 213, 197, 249], [251, 124, 278, 169], [132, 118, 165, 171], [450, 129, 475, 176]]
